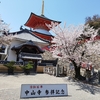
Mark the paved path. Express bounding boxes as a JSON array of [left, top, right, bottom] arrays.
[[0, 73, 100, 100]]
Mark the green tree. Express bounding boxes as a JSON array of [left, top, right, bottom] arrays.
[[85, 14, 100, 35]]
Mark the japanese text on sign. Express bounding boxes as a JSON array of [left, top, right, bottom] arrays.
[[20, 84, 68, 98]]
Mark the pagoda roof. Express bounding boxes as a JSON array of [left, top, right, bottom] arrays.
[[24, 12, 61, 31], [31, 29, 54, 41], [32, 31, 53, 41], [33, 29, 52, 36]]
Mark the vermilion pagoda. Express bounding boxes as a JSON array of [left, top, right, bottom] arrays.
[[24, 0, 61, 42]]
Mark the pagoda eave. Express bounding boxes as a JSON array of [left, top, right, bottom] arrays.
[[32, 31, 53, 41], [24, 12, 61, 30]]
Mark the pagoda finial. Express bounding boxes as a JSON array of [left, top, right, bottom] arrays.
[[41, 0, 44, 16]]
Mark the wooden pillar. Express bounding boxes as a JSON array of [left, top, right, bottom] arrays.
[[16, 51, 19, 61], [33, 60, 37, 73]]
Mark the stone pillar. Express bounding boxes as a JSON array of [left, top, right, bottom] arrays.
[[62, 66, 64, 75], [56, 64, 59, 77]]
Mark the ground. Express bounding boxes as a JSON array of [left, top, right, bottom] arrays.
[[0, 73, 100, 100]]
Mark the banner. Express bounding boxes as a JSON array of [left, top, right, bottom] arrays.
[[20, 84, 68, 98]]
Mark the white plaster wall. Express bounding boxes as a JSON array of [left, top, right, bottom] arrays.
[[7, 40, 24, 61]]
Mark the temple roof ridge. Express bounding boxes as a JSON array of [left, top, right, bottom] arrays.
[[9, 28, 50, 43]]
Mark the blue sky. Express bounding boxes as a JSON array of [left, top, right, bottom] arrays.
[[0, 0, 100, 32]]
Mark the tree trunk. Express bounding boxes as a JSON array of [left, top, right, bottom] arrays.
[[71, 60, 85, 80], [75, 66, 81, 78]]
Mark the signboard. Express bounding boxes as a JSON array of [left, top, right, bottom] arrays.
[[20, 84, 68, 98]]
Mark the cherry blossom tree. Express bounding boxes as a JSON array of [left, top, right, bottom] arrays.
[[41, 50, 55, 60], [47, 22, 100, 80], [0, 17, 14, 46]]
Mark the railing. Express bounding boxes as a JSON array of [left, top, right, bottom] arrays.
[[43, 66, 56, 76], [59, 67, 67, 76], [38, 59, 58, 76]]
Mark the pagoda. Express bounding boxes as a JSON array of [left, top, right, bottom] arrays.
[[24, 0, 61, 42]]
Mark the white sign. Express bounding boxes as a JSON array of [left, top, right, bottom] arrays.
[[20, 84, 68, 98]]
